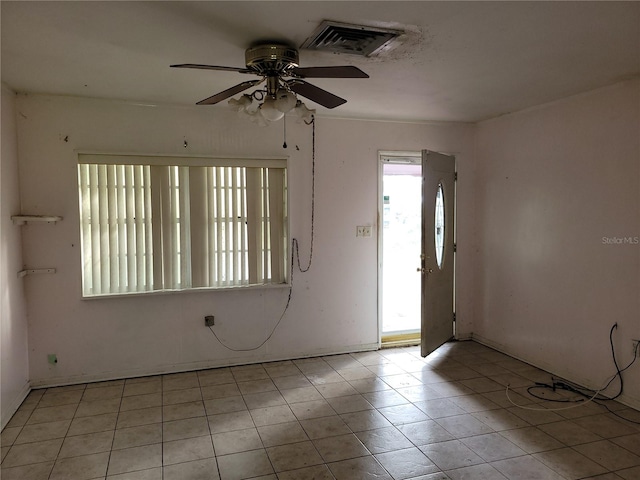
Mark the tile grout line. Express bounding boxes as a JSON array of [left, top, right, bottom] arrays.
[[103, 383, 123, 480], [198, 369, 222, 480]]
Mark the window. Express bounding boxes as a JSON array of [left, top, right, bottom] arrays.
[[434, 182, 445, 269], [78, 154, 287, 297]]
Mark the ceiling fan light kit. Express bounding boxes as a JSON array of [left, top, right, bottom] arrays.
[[171, 41, 369, 126], [228, 92, 315, 126]]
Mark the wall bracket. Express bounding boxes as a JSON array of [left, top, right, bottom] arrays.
[[12, 215, 63, 226], [18, 268, 56, 278]]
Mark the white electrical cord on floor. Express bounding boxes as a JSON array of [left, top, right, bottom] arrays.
[[507, 325, 639, 413], [505, 383, 604, 412]]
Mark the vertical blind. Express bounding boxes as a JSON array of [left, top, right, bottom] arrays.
[[78, 154, 287, 297]]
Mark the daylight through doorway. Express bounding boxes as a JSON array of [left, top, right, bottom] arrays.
[[381, 160, 422, 340]]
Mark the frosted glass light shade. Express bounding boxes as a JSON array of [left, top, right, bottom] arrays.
[[228, 94, 253, 113], [260, 96, 285, 121], [293, 100, 315, 123], [248, 110, 269, 127], [275, 89, 297, 113]]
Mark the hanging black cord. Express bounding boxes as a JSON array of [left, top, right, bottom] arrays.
[[292, 116, 315, 273], [519, 323, 640, 423], [208, 116, 316, 351], [526, 324, 636, 402], [601, 323, 625, 398]]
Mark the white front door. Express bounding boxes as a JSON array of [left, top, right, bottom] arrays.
[[420, 150, 456, 357]]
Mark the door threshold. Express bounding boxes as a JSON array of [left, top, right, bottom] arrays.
[[381, 332, 420, 348]]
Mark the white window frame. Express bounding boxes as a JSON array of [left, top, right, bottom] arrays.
[[77, 153, 288, 298]]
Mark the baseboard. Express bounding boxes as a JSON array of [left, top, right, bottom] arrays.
[[29, 342, 381, 389], [1, 380, 31, 430], [471, 333, 640, 411]]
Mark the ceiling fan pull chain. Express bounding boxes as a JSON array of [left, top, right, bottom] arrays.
[[283, 115, 288, 149]]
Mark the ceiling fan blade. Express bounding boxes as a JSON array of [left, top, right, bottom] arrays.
[[196, 80, 261, 105], [290, 66, 369, 79], [287, 80, 346, 109], [171, 64, 253, 74]]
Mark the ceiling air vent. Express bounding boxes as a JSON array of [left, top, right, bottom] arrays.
[[301, 21, 402, 57]]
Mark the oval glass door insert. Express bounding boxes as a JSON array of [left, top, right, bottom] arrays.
[[434, 183, 445, 268]]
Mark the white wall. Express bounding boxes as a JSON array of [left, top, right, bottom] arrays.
[[1, 85, 30, 428], [15, 95, 475, 387], [474, 79, 640, 408]]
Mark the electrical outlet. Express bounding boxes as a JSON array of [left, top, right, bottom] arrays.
[[205, 315, 215, 327], [356, 226, 372, 237]]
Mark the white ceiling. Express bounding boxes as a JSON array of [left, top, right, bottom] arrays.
[[2, 1, 639, 123]]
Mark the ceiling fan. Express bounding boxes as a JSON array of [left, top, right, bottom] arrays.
[[171, 43, 369, 110]]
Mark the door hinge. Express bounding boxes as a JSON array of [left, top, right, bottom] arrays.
[[453, 243, 457, 253], [453, 313, 457, 322], [454, 172, 458, 181]]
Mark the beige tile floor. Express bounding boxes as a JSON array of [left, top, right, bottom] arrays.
[[2, 341, 640, 480]]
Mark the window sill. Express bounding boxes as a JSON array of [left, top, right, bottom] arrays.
[[81, 282, 291, 300]]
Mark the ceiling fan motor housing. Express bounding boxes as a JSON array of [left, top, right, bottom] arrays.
[[245, 44, 299, 75]]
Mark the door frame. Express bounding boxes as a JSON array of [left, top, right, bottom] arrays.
[[377, 151, 422, 347], [377, 150, 458, 348]]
